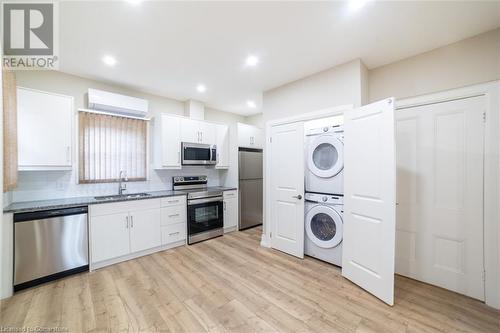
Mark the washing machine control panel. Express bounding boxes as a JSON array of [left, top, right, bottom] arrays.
[[305, 192, 343, 205]]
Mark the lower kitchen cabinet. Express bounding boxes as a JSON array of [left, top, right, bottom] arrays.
[[91, 212, 130, 263], [223, 190, 238, 232], [89, 196, 186, 269], [129, 208, 161, 253]]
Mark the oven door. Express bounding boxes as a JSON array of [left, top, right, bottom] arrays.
[[182, 142, 216, 165], [187, 197, 223, 242]]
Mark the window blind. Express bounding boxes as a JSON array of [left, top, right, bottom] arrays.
[[79, 111, 147, 183]]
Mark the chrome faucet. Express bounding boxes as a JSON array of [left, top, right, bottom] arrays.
[[118, 170, 128, 195]]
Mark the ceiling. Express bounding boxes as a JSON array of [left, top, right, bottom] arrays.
[[59, 1, 500, 115]]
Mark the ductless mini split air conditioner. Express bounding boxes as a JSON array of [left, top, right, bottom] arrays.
[[87, 88, 149, 117]]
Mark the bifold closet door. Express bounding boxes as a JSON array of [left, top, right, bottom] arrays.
[[342, 98, 396, 306], [269, 122, 305, 258], [395, 95, 485, 301]]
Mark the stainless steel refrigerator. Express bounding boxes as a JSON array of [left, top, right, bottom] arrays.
[[238, 148, 263, 230]]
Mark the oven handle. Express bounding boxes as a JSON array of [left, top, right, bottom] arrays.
[[188, 197, 223, 205]]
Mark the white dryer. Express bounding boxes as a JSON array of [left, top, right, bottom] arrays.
[[305, 125, 344, 195], [304, 192, 343, 266]]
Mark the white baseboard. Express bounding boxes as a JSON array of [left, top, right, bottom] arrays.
[[260, 233, 271, 248]]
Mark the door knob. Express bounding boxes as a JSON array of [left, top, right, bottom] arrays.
[[293, 195, 302, 200]]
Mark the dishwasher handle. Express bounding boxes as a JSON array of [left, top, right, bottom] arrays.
[[14, 206, 88, 223]]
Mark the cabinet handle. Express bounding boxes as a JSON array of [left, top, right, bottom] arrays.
[[130, 216, 134, 228], [66, 146, 71, 163], [201, 132, 203, 142], [126, 216, 129, 228], [169, 231, 180, 236], [168, 214, 180, 218], [224, 201, 226, 211], [168, 199, 179, 204]]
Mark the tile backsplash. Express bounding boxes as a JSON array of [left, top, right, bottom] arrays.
[[9, 167, 223, 203]]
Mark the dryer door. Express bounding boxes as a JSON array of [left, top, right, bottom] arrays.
[[308, 135, 344, 178], [305, 205, 343, 249]]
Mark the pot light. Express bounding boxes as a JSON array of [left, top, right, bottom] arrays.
[[197, 84, 206, 93], [102, 55, 117, 66], [247, 100, 256, 108], [245, 55, 259, 67], [348, 0, 369, 11]]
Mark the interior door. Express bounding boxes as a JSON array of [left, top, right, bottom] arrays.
[[395, 96, 485, 300], [342, 98, 396, 305], [270, 122, 305, 258]]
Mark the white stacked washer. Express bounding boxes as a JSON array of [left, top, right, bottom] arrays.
[[304, 192, 343, 266], [304, 125, 344, 266], [305, 125, 344, 195]]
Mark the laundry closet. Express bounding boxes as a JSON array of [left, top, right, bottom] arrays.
[[265, 99, 396, 305]]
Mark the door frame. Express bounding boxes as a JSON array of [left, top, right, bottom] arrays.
[[262, 104, 352, 249], [396, 80, 500, 310]]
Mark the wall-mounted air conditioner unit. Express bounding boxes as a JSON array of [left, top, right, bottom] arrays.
[[88, 88, 148, 118]]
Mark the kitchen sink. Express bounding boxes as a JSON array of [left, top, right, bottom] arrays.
[[94, 192, 152, 201]]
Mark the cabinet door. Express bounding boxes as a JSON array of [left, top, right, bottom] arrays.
[[215, 124, 229, 169], [199, 122, 215, 144], [224, 196, 238, 230], [181, 118, 201, 143], [129, 208, 161, 253], [91, 212, 130, 263], [17, 88, 73, 169], [237, 123, 252, 148], [161, 115, 181, 168], [251, 127, 264, 149]]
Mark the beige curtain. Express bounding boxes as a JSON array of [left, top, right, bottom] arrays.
[[79, 112, 147, 183], [3, 70, 18, 192]]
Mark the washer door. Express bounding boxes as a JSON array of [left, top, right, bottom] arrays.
[[305, 205, 343, 248], [308, 135, 343, 178]]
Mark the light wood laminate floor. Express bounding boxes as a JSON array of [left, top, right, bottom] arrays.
[[1, 227, 499, 332]]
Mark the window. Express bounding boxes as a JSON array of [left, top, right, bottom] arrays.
[[78, 111, 147, 183]]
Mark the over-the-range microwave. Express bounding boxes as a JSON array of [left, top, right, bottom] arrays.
[[182, 142, 217, 165]]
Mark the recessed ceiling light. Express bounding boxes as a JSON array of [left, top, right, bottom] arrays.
[[245, 55, 259, 67], [348, 0, 369, 11], [197, 84, 206, 93], [102, 55, 117, 66], [247, 100, 256, 108]]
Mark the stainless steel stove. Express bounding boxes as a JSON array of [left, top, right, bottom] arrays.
[[173, 176, 224, 244]]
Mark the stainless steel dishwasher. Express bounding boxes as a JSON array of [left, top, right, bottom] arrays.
[[14, 206, 89, 291]]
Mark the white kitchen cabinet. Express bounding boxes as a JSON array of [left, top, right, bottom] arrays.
[[17, 87, 74, 170], [215, 124, 229, 169], [154, 114, 181, 169], [237, 123, 263, 149], [91, 212, 130, 263], [129, 208, 161, 253], [181, 118, 215, 144], [223, 190, 238, 232]]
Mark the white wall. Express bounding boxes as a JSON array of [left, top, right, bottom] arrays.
[[10, 71, 244, 202], [369, 28, 500, 102], [262, 59, 366, 122], [244, 113, 264, 129]]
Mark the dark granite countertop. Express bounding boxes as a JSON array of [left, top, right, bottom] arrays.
[[3, 187, 238, 214]]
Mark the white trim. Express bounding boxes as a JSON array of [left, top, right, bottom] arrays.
[[263, 105, 352, 251], [0, 213, 13, 300], [78, 108, 151, 121], [396, 80, 500, 310]]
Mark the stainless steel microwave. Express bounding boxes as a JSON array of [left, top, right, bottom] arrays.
[[182, 142, 217, 165]]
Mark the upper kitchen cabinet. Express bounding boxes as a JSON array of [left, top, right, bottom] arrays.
[[215, 124, 229, 169], [153, 114, 182, 169], [17, 87, 74, 171], [181, 118, 215, 144], [237, 123, 263, 149]]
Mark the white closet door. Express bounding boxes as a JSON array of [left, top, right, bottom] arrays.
[[342, 98, 396, 305], [270, 122, 305, 258], [396, 96, 485, 301]]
